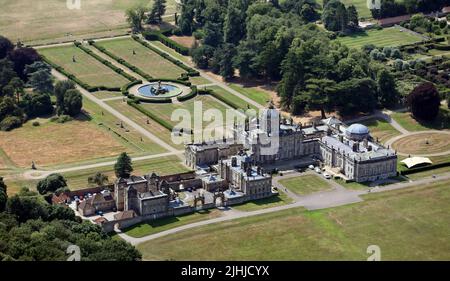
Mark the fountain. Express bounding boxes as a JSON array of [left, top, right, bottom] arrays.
[[137, 81, 183, 99]]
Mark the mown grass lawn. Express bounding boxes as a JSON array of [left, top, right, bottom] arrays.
[[359, 118, 401, 143], [227, 84, 272, 106], [278, 174, 334, 195], [391, 108, 450, 132], [336, 27, 423, 49], [38, 45, 129, 88], [232, 190, 293, 212], [206, 85, 259, 112], [124, 209, 222, 238], [138, 179, 450, 260], [96, 38, 186, 79], [318, 0, 372, 19]]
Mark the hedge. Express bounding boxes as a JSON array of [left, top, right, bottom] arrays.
[[75, 43, 136, 82], [90, 42, 153, 80], [400, 161, 450, 175], [177, 86, 197, 102], [146, 78, 191, 86], [121, 80, 142, 96], [142, 30, 190, 56], [127, 100, 174, 130], [132, 36, 200, 77], [204, 89, 241, 110]]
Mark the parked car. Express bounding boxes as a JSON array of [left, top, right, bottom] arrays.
[[323, 173, 331, 179], [308, 165, 315, 170], [314, 167, 321, 174]]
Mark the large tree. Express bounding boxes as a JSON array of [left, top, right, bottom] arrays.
[[27, 69, 54, 94], [126, 5, 147, 32], [7, 47, 41, 80], [114, 152, 133, 178], [37, 173, 67, 195], [407, 82, 441, 121], [62, 89, 82, 117], [322, 0, 348, 32], [148, 0, 167, 24], [377, 69, 398, 107], [54, 80, 76, 112], [0, 36, 14, 60]]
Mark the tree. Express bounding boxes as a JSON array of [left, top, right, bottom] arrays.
[[62, 89, 82, 116], [22, 92, 54, 117], [54, 80, 76, 112], [148, 0, 166, 24], [223, 0, 247, 45], [303, 78, 336, 119], [347, 5, 358, 26], [377, 69, 398, 107], [322, 0, 348, 32], [179, 0, 195, 35], [88, 172, 109, 186], [0, 36, 14, 60], [27, 69, 54, 94], [37, 173, 67, 195], [407, 82, 441, 121], [114, 152, 133, 178], [191, 45, 215, 69], [126, 5, 147, 32], [0, 177, 7, 212], [8, 47, 41, 80]]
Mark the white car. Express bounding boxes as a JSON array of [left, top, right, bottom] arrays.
[[314, 167, 321, 174], [308, 165, 315, 170], [323, 173, 331, 179]]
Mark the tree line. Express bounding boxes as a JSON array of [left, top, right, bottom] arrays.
[[0, 35, 83, 131], [370, 0, 450, 19]]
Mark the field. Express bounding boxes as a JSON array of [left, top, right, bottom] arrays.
[[0, 117, 130, 169], [106, 99, 185, 150], [206, 86, 259, 112], [96, 38, 185, 79], [149, 41, 190, 63], [39, 45, 129, 88], [391, 108, 450, 132], [359, 118, 400, 143], [124, 209, 222, 238], [0, 0, 177, 44], [318, 0, 372, 19], [232, 190, 293, 212], [336, 27, 424, 49], [227, 84, 272, 106], [278, 175, 334, 196], [138, 179, 450, 260], [93, 91, 124, 100], [392, 133, 450, 155]]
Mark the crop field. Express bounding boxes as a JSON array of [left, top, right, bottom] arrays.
[[95, 38, 186, 79], [138, 179, 450, 260], [39, 45, 129, 88], [0, 0, 177, 44], [337, 27, 424, 49]]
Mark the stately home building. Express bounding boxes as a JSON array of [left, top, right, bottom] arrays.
[[218, 152, 272, 200], [114, 173, 170, 216], [187, 104, 398, 183]]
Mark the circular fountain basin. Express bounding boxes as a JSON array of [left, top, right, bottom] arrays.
[[137, 82, 183, 98]]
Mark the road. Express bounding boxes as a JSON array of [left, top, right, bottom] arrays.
[[118, 171, 450, 246]]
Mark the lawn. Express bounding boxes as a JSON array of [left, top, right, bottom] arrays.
[[278, 174, 334, 196], [149, 41, 191, 63], [93, 91, 124, 100], [0, 116, 130, 169], [227, 83, 272, 106], [391, 108, 450, 132], [318, 0, 372, 19], [0, 0, 177, 44], [39, 45, 130, 88], [96, 38, 186, 79], [83, 97, 167, 156], [124, 209, 222, 238], [359, 118, 401, 143], [206, 85, 259, 112], [336, 27, 424, 49], [392, 133, 450, 155], [232, 190, 294, 212], [106, 99, 185, 150], [138, 179, 450, 260]]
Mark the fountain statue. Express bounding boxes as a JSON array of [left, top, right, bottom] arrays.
[[150, 80, 169, 96]]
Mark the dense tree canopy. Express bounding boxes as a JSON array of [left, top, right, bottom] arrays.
[[407, 82, 441, 121], [115, 152, 134, 178], [37, 173, 68, 195]]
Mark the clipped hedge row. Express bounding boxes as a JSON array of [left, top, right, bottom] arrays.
[[177, 86, 197, 102], [146, 78, 191, 87], [121, 79, 142, 96], [91, 43, 153, 80], [400, 161, 450, 175], [76, 43, 136, 82], [127, 100, 174, 130], [142, 30, 190, 55], [205, 89, 241, 110], [432, 43, 450, 51], [132, 36, 200, 77]]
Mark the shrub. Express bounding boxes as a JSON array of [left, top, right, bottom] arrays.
[[50, 115, 73, 123], [0, 116, 22, 131], [32, 121, 40, 127]]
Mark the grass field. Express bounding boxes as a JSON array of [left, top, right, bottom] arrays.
[[232, 190, 293, 212], [106, 99, 185, 150], [0, 0, 177, 44], [227, 84, 272, 106], [392, 133, 450, 155], [149, 41, 191, 63], [39, 45, 129, 88], [0, 116, 130, 169], [318, 0, 372, 19], [278, 174, 334, 196], [138, 179, 450, 260], [96, 38, 185, 79], [83, 97, 166, 155], [359, 118, 401, 143], [93, 91, 124, 100], [336, 27, 424, 49], [124, 209, 222, 238], [391, 108, 450, 132], [206, 86, 259, 112]]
